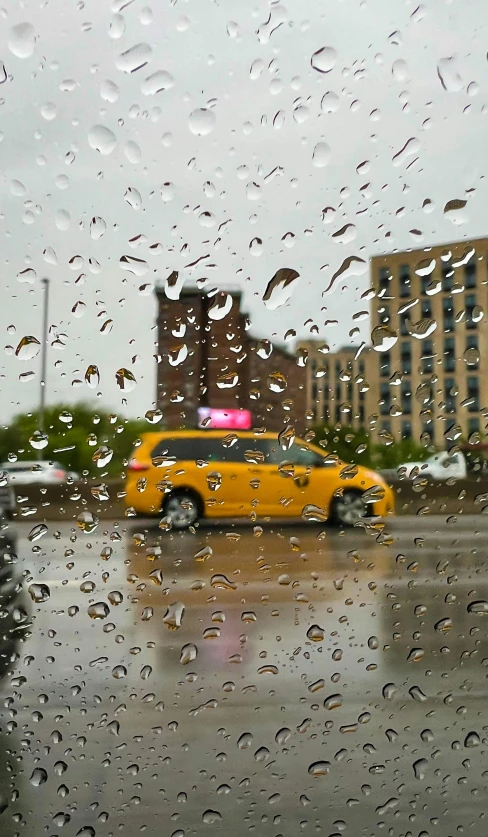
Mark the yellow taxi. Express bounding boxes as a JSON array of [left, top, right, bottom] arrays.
[[125, 429, 395, 528]]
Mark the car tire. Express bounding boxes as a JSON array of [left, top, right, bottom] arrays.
[[162, 490, 201, 530], [329, 490, 368, 528]]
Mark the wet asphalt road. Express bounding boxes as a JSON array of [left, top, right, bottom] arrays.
[[2, 515, 488, 836]]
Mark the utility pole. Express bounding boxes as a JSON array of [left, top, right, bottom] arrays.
[[38, 278, 49, 451]]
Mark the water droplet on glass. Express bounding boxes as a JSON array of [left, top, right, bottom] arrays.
[[467, 600, 488, 614], [15, 335, 41, 360], [115, 368, 137, 392], [311, 46, 337, 73], [112, 665, 127, 679], [85, 364, 100, 388], [29, 430, 48, 450], [28, 583, 50, 603], [464, 731, 480, 748], [202, 810, 222, 824], [371, 325, 398, 352], [312, 142, 331, 168], [163, 601, 185, 630], [29, 767, 48, 787], [28, 523, 48, 542], [188, 108, 216, 136], [382, 683, 398, 700], [409, 686, 427, 702], [9, 22, 36, 58], [211, 574, 237, 590], [308, 760, 331, 777], [180, 643, 198, 664], [306, 623, 325, 642], [141, 70, 174, 95], [87, 602, 110, 620], [437, 56, 463, 92], [92, 445, 113, 468], [88, 124, 117, 155], [116, 42, 152, 73], [263, 268, 300, 310], [323, 693, 343, 710]]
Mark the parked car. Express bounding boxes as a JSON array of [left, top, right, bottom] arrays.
[[0, 513, 30, 679], [0, 460, 80, 485], [396, 450, 467, 481], [125, 430, 395, 528]]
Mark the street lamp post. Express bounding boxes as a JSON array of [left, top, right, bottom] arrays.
[[38, 278, 50, 445]]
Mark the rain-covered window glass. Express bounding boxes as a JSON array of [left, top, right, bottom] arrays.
[[442, 261, 454, 292], [401, 380, 412, 415], [467, 376, 480, 412], [401, 419, 412, 438], [445, 378, 456, 413], [444, 337, 456, 372], [443, 297, 454, 332], [401, 341, 412, 374], [465, 259, 477, 288], [466, 334, 480, 370], [421, 299, 432, 319], [399, 264, 410, 298], [421, 339, 434, 374], [380, 382, 391, 415], [400, 312, 409, 336], [378, 266, 391, 294], [465, 293, 477, 329]]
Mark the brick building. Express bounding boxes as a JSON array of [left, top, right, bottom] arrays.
[[155, 284, 305, 431]]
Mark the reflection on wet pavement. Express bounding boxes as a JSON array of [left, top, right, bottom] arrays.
[[1, 517, 488, 835]]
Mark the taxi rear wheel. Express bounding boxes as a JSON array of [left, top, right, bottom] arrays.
[[162, 491, 200, 530], [330, 490, 368, 527]]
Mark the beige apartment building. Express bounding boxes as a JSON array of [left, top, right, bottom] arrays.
[[370, 237, 488, 446], [298, 341, 371, 429], [301, 237, 488, 447]]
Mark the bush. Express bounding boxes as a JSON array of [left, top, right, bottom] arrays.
[[0, 404, 148, 477]]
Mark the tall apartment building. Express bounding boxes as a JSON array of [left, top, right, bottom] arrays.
[[155, 284, 305, 431], [298, 341, 371, 428], [370, 237, 488, 446]]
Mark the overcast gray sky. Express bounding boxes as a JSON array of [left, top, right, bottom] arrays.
[[1, 0, 486, 422]]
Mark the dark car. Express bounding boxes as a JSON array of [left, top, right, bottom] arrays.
[[0, 514, 29, 678]]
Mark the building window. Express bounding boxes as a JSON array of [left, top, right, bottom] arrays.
[[381, 419, 391, 434], [465, 260, 476, 288], [401, 341, 411, 374], [466, 335, 479, 370], [467, 376, 479, 412], [399, 264, 410, 298], [379, 304, 390, 325], [380, 382, 391, 415], [401, 380, 412, 415], [443, 297, 454, 332], [312, 383, 318, 403], [421, 339, 434, 374], [335, 360, 341, 378], [359, 404, 365, 423], [401, 420, 412, 439], [444, 337, 456, 372], [420, 274, 430, 296], [421, 299, 432, 319], [445, 377, 456, 413], [378, 266, 391, 293], [442, 262, 453, 292], [465, 293, 477, 329], [400, 312, 409, 336], [359, 360, 365, 374], [468, 417, 480, 435], [380, 352, 391, 378]]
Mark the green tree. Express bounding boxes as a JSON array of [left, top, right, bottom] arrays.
[[311, 423, 373, 467], [0, 404, 148, 477]]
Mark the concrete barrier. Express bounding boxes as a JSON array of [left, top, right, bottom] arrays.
[[10, 476, 488, 521]]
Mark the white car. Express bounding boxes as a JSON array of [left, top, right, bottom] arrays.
[[397, 451, 467, 481], [0, 461, 80, 485]]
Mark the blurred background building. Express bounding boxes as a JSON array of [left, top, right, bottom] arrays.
[[155, 284, 304, 431], [157, 237, 488, 446]]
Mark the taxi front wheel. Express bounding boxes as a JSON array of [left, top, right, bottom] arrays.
[[162, 491, 200, 530], [330, 490, 368, 527]]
